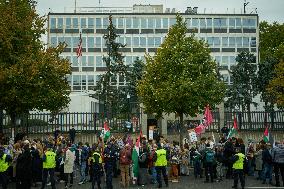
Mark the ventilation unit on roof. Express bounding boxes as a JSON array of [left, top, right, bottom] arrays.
[[171, 8, 176, 13], [165, 8, 170, 13], [185, 7, 192, 13]]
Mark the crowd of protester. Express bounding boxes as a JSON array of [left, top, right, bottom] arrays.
[[0, 127, 284, 189]]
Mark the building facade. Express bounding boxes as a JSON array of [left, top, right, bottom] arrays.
[[47, 5, 259, 112]]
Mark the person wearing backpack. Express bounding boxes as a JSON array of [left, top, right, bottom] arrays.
[[203, 143, 215, 183], [91, 145, 103, 189], [119, 144, 132, 187]]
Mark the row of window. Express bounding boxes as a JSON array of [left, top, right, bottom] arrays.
[[50, 17, 257, 30], [50, 36, 256, 48], [64, 55, 145, 67]]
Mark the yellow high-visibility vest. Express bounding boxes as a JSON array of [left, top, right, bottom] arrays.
[[0, 154, 9, 172], [43, 151, 56, 169], [233, 153, 245, 170], [155, 149, 167, 167]]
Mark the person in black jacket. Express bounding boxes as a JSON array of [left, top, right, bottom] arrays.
[[16, 144, 33, 189], [138, 141, 149, 186]]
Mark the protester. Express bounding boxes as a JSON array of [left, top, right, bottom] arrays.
[[204, 143, 215, 183], [262, 143, 273, 184], [69, 127, 76, 144], [271, 142, 284, 187], [119, 143, 132, 187], [41, 144, 57, 189], [16, 144, 32, 189], [153, 143, 169, 188], [64, 144, 75, 188], [104, 141, 116, 189], [0, 145, 12, 189], [231, 147, 245, 189], [91, 145, 103, 189]]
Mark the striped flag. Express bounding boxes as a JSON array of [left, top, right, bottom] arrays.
[[131, 130, 142, 183], [227, 114, 238, 139], [76, 32, 82, 58]]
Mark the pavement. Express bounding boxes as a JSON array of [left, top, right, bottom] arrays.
[[7, 170, 281, 189]]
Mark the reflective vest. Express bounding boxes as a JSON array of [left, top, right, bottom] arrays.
[[0, 154, 9, 172], [233, 153, 245, 170], [93, 152, 102, 164], [155, 149, 167, 167], [43, 151, 56, 169]]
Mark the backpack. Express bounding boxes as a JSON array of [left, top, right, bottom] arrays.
[[120, 150, 130, 165], [205, 151, 215, 163]]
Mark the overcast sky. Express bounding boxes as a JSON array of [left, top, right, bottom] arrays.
[[36, 0, 284, 23]]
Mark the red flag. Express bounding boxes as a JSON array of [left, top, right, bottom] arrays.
[[194, 124, 205, 135], [136, 130, 142, 147], [233, 114, 238, 130], [204, 105, 213, 126], [76, 32, 82, 58]]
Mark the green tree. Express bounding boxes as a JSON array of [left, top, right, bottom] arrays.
[[0, 0, 71, 129], [137, 14, 226, 142], [225, 51, 257, 128], [93, 15, 128, 117]]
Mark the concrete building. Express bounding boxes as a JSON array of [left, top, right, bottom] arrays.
[[47, 4, 259, 115]]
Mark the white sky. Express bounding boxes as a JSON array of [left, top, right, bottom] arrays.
[[36, 0, 284, 23]]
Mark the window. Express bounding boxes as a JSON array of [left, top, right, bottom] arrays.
[[126, 18, 132, 28], [72, 56, 79, 66], [82, 37, 86, 48], [215, 56, 221, 64], [229, 18, 235, 28], [185, 18, 191, 28], [95, 37, 102, 48], [64, 37, 72, 47], [87, 37, 94, 48], [214, 18, 227, 28], [58, 37, 64, 44], [88, 75, 95, 86], [118, 37, 124, 45], [191, 18, 199, 28], [50, 37, 57, 47], [243, 37, 249, 47], [148, 37, 154, 47], [229, 37, 235, 47], [117, 18, 124, 28], [50, 18, 56, 29], [125, 37, 132, 47], [206, 18, 212, 28], [207, 37, 213, 46], [236, 18, 242, 28], [82, 56, 87, 67], [133, 18, 140, 28], [73, 75, 81, 86], [214, 37, 220, 47], [96, 56, 103, 67], [133, 37, 139, 46], [222, 37, 228, 47], [148, 18, 154, 28], [82, 75, 87, 86], [57, 18, 63, 29], [72, 37, 79, 48], [169, 18, 176, 26], [81, 18, 87, 28], [200, 18, 206, 28], [66, 56, 71, 63], [230, 56, 236, 66], [96, 18, 102, 28], [95, 75, 101, 84], [140, 37, 146, 47], [66, 18, 71, 29], [222, 74, 229, 83], [125, 56, 132, 66], [162, 18, 169, 28], [155, 18, 161, 28], [103, 17, 108, 28], [236, 37, 242, 47], [243, 18, 256, 29], [141, 18, 147, 28], [72, 18, 78, 28], [154, 37, 161, 47], [88, 56, 95, 66], [221, 56, 229, 66], [88, 18, 94, 28], [250, 37, 256, 47]]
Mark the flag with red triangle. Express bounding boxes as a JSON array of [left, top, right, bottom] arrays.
[[131, 130, 142, 182], [263, 126, 269, 143], [227, 114, 238, 139]]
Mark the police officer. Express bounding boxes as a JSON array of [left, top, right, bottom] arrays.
[[92, 145, 103, 189], [231, 147, 245, 189], [0, 146, 12, 189], [103, 141, 116, 189], [41, 144, 56, 189], [153, 143, 169, 188]]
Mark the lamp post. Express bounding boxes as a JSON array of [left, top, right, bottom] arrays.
[[237, 92, 244, 129], [127, 93, 130, 122]]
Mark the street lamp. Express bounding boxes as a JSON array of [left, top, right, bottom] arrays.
[[127, 93, 130, 122]]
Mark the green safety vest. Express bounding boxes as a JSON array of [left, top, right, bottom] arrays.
[[43, 151, 56, 169], [0, 154, 9, 172], [155, 149, 167, 167], [92, 152, 102, 164], [232, 153, 245, 170]]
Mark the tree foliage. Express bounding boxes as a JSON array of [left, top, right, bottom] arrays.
[[0, 0, 71, 118], [137, 14, 226, 119], [225, 51, 257, 111], [92, 15, 129, 115]]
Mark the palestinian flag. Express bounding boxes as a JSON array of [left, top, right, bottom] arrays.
[[263, 127, 269, 143], [227, 114, 238, 139], [102, 121, 110, 141], [131, 130, 142, 183]]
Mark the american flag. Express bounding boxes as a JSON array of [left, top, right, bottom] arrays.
[[76, 32, 82, 58]]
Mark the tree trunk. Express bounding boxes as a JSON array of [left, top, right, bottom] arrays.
[[179, 112, 184, 145], [270, 109, 275, 130], [0, 107, 3, 133], [247, 103, 252, 130]]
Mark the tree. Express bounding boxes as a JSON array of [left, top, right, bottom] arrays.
[[0, 0, 71, 130], [225, 51, 257, 128], [137, 14, 226, 142], [92, 15, 128, 118]]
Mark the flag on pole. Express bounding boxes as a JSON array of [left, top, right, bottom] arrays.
[[102, 121, 110, 141], [194, 124, 206, 135], [131, 130, 142, 183], [263, 126, 269, 143], [76, 32, 83, 58], [227, 114, 238, 139], [204, 105, 213, 126]]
